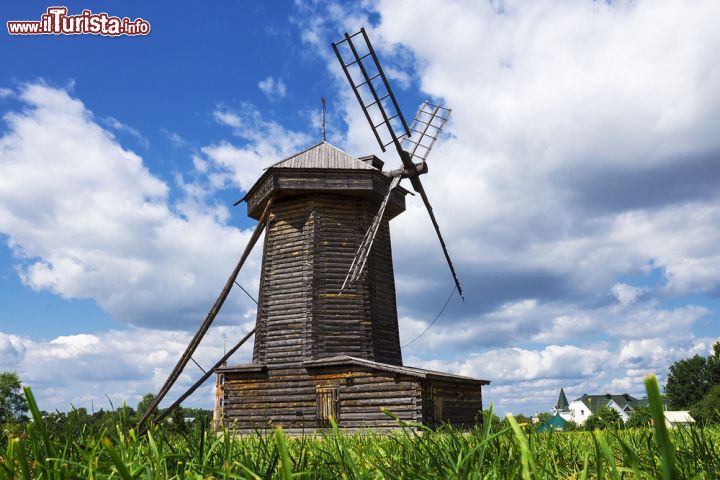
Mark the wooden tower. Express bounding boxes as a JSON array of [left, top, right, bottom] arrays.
[[137, 28, 489, 435], [216, 142, 488, 432]]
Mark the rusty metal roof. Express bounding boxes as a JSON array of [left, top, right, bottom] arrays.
[[267, 141, 376, 170]]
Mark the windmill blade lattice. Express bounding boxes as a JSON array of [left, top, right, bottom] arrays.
[[340, 175, 401, 292], [402, 101, 452, 163], [332, 28, 410, 155], [333, 28, 464, 301]]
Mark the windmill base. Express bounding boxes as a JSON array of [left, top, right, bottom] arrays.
[[216, 355, 487, 433]]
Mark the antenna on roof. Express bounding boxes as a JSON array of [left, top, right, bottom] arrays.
[[321, 96, 326, 142]]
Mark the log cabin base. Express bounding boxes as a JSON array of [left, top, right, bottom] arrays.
[[217, 355, 486, 433]]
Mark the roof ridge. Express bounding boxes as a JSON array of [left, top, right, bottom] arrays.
[[265, 141, 375, 170], [265, 141, 325, 170], [322, 141, 356, 159]]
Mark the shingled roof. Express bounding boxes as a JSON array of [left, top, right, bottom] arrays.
[[267, 141, 376, 170], [574, 393, 639, 413]]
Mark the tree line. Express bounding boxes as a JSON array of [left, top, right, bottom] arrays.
[[0, 372, 212, 438], [2, 341, 719, 435]]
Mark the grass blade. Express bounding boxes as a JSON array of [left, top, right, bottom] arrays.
[[645, 375, 676, 480], [507, 414, 536, 480], [101, 438, 134, 480]]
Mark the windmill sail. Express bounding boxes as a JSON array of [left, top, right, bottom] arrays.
[[341, 175, 401, 292], [412, 178, 464, 299], [333, 29, 464, 300], [402, 101, 452, 163], [332, 28, 410, 154]]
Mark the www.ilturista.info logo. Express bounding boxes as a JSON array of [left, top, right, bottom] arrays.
[[7, 7, 150, 36]]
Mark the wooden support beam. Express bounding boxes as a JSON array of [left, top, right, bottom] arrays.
[[137, 197, 273, 431], [139, 327, 256, 434]]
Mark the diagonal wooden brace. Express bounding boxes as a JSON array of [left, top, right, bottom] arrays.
[[137, 197, 273, 431]]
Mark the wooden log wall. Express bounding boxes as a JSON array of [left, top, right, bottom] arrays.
[[366, 215, 402, 365], [223, 367, 317, 431], [252, 198, 314, 367], [313, 194, 373, 360], [423, 379, 484, 428], [311, 367, 423, 429], [223, 366, 424, 432], [251, 193, 402, 366]]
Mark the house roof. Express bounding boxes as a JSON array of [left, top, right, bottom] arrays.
[[303, 355, 490, 385], [220, 356, 489, 385], [266, 141, 376, 170], [556, 388, 569, 411], [664, 411, 695, 424], [574, 393, 639, 413], [538, 413, 567, 432], [628, 398, 672, 410]]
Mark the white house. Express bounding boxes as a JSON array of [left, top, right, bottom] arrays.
[[552, 389, 660, 426]]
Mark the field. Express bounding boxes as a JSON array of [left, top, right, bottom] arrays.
[[1, 377, 718, 479]]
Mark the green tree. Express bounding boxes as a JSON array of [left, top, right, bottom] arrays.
[[0, 372, 28, 424], [690, 384, 720, 425], [535, 412, 552, 424], [665, 354, 710, 409], [585, 406, 622, 430], [584, 414, 603, 430], [709, 343, 720, 385], [513, 413, 532, 425], [136, 393, 157, 423], [665, 342, 720, 409], [626, 406, 652, 428], [169, 406, 189, 434]]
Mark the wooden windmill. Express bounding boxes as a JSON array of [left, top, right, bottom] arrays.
[[138, 29, 487, 434]]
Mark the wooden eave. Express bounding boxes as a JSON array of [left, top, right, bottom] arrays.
[[241, 167, 410, 220], [217, 363, 267, 374], [303, 355, 490, 386]]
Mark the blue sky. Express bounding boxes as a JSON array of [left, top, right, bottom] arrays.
[[1, 0, 719, 416]]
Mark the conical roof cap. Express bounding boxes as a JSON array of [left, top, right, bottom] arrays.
[[556, 388, 569, 411], [268, 142, 375, 170]]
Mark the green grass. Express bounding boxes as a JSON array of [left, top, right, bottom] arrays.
[[1, 376, 718, 479]]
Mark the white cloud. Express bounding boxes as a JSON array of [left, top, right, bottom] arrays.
[[213, 110, 242, 128], [458, 345, 613, 382], [0, 87, 13, 98], [612, 283, 643, 306], [162, 128, 187, 148], [0, 83, 260, 328], [0, 332, 29, 366], [103, 116, 149, 148], [258, 76, 287, 100], [305, 0, 720, 361], [399, 289, 710, 355], [612, 304, 708, 339], [0, 325, 254, 411], [358, 0, 720, 306], [618, 337, 711, 371], [199, 104, 311, 192]]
